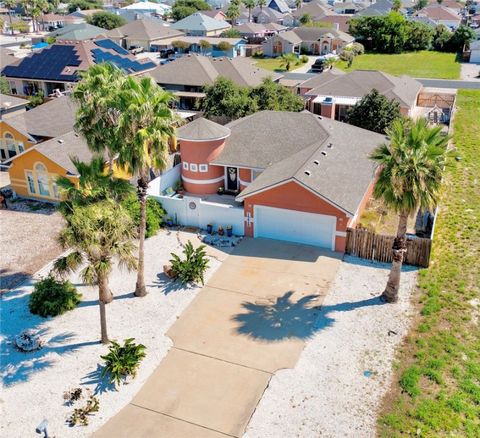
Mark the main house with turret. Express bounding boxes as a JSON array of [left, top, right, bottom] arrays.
[[148, 111, 386, 252]]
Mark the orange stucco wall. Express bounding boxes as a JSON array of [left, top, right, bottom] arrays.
[[8, 148, 77, 201], [180, 138, 227, 195], [239, 168, 251, 191], [0, 121, 36, 160], [243, 180, 350, 251]]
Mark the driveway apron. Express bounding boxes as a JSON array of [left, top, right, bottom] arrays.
[[94, 238, 341, 438]]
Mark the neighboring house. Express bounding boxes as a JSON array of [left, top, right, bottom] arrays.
[[0, 48, 19, 72], [107, 18, 185, 51], [145, 54, 281, 110], [1, 39, 156, 96], [150, 111, 386, 251], [171, 12, 231, 36], [290, 1, 333, 25], [320, 14, 352, 32], [355, 0, 393, 16], [470, 39, 480, 63], [0, 94, 29, 120], [0, 96, 75, 162], [32, 23, 107, 44], [154, 36, 246, 57], [234, 22, 287, 42], [302, 70, 423, 119], [262, 26, 354, 56], [233, 6, 286, 25], [121, 0, 172, 16], [199, 9, 228, 21], [268, 0, 292, 14], [7, 131, 93, 202], [334, 1, 361, 14], [68, 8, 104, 22], [415, 5, 461, 29]]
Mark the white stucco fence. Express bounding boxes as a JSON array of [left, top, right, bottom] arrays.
[[148, 165, 245, 235]]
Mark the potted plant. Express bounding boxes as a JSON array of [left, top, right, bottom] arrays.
[[226, 225, 233, 237], [165, 216, 173, 227], [206, 223, 213, 234], [218, 226, 224, 236], [217, 187, 224, 196], [175, 180, 184, 195]]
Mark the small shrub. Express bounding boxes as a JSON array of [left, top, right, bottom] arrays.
[[300, 55, 308, 63], [340, 50, 355, 62], [217, 41, 232, 52], [29, 277, 82, 317], [63, 387, 83, 406], [101, 338, 146, 386], [169, 241, 209, 285], [351, 42, 365, 55], [121, 193, 165, 238], [67, 395, 99, 426], [399, 366, 421, 397]]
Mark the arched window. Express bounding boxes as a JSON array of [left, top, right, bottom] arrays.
[[35, 163, 50, 196], [4, 133, 16, 158]]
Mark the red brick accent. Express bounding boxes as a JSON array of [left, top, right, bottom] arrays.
[[320, 103, 335, 119]]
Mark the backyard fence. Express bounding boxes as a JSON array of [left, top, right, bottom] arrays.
[[345, 228, 432, 268]]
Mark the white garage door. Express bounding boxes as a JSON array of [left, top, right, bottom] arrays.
[[254, 205, 336, 250]]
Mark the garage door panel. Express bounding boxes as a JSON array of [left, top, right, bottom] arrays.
[[254, 206, 336, 250]]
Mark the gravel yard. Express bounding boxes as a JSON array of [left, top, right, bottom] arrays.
[[0, 199, 64, 292], [244, 256, 418, 438], [0, 230, 222, 437]]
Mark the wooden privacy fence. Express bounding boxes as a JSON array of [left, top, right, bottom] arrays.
[[345, 228, 432, 268]]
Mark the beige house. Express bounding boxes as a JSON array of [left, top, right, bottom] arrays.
[[262, 27, 354, 57]]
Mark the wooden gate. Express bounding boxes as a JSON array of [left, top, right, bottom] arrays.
[[345, 228, 432, 268]]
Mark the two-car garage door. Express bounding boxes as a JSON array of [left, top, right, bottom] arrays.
[[254, 205, 336, 250]]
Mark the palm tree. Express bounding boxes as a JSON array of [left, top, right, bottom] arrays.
[[295, 0, 302, 9], [243, 0, 256, 22], [114, 76, 177, 298], [226, 0, 241, 23], [73, 63, 126, 174], [4, 0, 17, 35], [53, 200, 137, 343], [280, 53, 298, 71], [56, 156, 133, 218], [258, 0, 267, 10], [370, 118, 449, 303]]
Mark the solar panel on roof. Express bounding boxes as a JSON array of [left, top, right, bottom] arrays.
[[95, 39, 129, 55]]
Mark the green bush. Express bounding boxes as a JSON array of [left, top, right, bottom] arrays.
[[120, 193, 165, 238], [300, 55, 309, 63], [169, 241, 209, 285], [351, 42, 365, 55], [101, 338, 146, 386], [29, 276, 82, 317]]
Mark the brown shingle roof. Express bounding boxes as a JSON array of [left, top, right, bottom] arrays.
[[177, 117, 231, 141], [146, 55, 281, 87], [107, 19, 184, 41]]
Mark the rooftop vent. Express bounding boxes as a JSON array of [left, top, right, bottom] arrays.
[[321, 151, 327, 156], [57, 139, 64, 144], [304, 170, 311, 176], [313, 160, 319, 165], [327, 143, 333, 148]]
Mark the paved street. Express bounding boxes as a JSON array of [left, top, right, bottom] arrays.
[[94, 238, 341, 438]]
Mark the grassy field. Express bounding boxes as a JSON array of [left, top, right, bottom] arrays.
[[337, 51, 461, 79], [378, 90, 480, 436]]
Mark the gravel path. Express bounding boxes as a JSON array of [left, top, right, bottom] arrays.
[[1, 230, 221, 438], [244, 256, 418, 438]]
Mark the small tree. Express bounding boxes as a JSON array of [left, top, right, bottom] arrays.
[[280, 53, 298, 71], [414, 0, 428, 10], [258, 0, 266, 10], [226, 0, 241, 22], [243, 0, 255, 22], [4, 0, 16, 35], [220, 28, 241, 38], [346, 89, 401, 134], [171, 40, 191, 51], [53, 201, 137, 343], [370, 118, 449, 302], [216, 41, 232, 52], [391, 0, 401, 11], [87, 11, 127, 30], [199, 39, 212, 54], [299, 13, 312, 25], [10, 20, 30, 33], [340, 49, 355, 67]]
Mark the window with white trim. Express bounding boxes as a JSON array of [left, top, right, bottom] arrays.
[[26, 171, 36, 193], [199, 164, 208, 173], [189, 163, 198, 172], [182, 161, 189, 170]]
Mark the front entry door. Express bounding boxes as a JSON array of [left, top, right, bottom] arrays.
[[226, 167, 238, 192]]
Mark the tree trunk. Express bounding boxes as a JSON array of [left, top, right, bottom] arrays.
[[382, 212, 408, 303], [98, 274, 112, 344], [135, 170, 148, 297], [9, 12, 13, 35], [248, 8, 252, 22]]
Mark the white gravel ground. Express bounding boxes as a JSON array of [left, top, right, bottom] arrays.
[[244, 256, 418, 438], [0, 230, 221, 438]]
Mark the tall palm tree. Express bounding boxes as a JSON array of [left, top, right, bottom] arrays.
[[257, 0, 267, 10], [53, 200, 137, 343], [243, 0, 256, 22], [114, 76, 177, 298], [73, 63, 126, 174], [4, 0, 17, 35], [370, 118, 449, 303]]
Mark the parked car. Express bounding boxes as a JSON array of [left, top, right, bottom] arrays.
[[311, 58, 325, 73], [159, 48, 175, 59]]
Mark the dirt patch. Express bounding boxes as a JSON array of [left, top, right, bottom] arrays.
[[0, 198, 64, 292]]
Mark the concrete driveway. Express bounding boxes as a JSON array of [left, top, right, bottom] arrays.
[[95, 238, 341, 438]]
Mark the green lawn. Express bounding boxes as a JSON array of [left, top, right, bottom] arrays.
[[254, 57, 305, 72], [337, 51, 461, 79], [378, 90, 480, 436]]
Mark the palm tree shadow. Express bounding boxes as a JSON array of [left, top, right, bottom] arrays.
[[150, 273, 195, 295], [232, 291, 385, 341], [82, 364, 117, 395]]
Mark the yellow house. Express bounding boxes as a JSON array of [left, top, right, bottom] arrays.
[[8, 131, 129, 202], [1, 96, 76, 163]]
